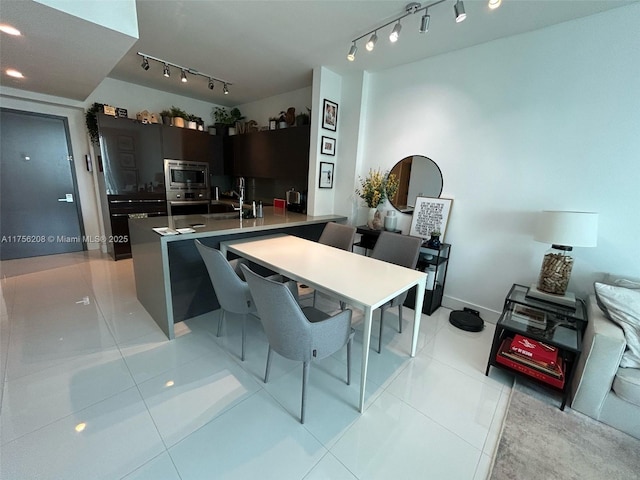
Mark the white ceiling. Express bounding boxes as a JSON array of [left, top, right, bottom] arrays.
[[1, 0, 636, 107]]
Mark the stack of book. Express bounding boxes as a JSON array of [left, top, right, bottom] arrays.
[[496, 335, 565, 389], [510, 304, 547, 329]]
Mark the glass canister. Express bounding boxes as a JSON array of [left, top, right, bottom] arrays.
[[384, 210, 397, 231]]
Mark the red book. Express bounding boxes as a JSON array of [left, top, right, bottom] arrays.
[[497, 338, 565, 389], [510, 334, 558, 365]]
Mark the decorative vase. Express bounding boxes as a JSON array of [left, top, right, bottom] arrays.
[[172, 117, 185, 128], [372, 211, 383, 230], [367, 207, 377, 229], [427, 234, 441, 249], [384, 210, 397, 231]]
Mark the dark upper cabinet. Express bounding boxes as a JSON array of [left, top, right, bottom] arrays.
[[230, 126, 310, 181], [162, 126, 226, 175], [97, 114, 164, 195]]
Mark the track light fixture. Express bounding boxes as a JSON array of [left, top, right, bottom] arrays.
[[365, 32, 378, 51], [454, 0, 466, 23], [347, 42, 357, 61], [419, 10, 431, 33], [389, 21, 402, 43], [347, 0, 472, 61], [136, 52, 233, 94]]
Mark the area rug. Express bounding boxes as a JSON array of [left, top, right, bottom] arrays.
[[490, 379, 640, 480]]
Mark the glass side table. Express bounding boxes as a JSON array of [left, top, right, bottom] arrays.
[[485, 284, 587, 410]]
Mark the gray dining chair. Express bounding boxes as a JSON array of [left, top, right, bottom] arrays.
[[313, 222, 357, 309], [371, 231, 423, 353], [241, 263, 354, 424], [195, 239, 255, 361]]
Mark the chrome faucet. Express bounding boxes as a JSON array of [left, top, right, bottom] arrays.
[[232, 177, 245, 218]]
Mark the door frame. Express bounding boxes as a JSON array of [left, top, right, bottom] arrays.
[[0, 107, 87, 252]]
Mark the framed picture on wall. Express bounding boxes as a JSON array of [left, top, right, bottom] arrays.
[[409, 196, 453, 240], [119, 153, 136, 168], [322, 99, 338, 131], [321, 136, 336, 156], [319, 162, 334, 189]]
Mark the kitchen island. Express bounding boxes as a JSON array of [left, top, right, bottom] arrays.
[[129, 207, 347, 339]]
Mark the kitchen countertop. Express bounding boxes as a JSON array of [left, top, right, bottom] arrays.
[[128, 207, 347, 339], [129, 206, 342, 242]]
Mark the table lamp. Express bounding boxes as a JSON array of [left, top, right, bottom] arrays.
[[527, 211, 598, 308]]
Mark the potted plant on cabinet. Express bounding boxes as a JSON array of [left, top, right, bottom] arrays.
[[170, 106, 187, 128], [186, 114, 198, 130], [85, 102, 104, 145], [160, 109, 172, 126]]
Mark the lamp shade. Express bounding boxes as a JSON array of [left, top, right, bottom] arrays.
[[535, 211, 598, 247]]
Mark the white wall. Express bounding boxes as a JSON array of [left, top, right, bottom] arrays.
[[0, 88, 102, 248], [353, 4, 640, 317], [236, 86, 311, 129], [1, 78, 224, 251], [87, 78, 220, 125]]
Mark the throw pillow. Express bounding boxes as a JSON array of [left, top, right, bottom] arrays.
[[595, 282, 640, 368]]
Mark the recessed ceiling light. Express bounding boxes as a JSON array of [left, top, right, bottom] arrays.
[[0, 24, 22, 36], [6, 69, 24, 79]]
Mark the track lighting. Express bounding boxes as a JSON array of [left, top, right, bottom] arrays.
[[136, 52, 233, 94], [347, 43, 357, 61], [389, 21, 402, 43], [454, 0, 466, 23], [365, 32, 378, 51], [488, 0, 501, 10], [419, 11, 430, 33], [347, 1, 472, 61]]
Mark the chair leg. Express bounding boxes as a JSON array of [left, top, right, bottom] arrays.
[[398, 304, 403, 333], [378, 307, 386, 354], [241, 315, 247, 362], [264, 346, 273, 383], [301, 361, 310, 424], [217, 310, 225, 337], [346, 337, 352, 385]]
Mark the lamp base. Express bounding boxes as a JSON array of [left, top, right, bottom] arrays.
[[526, 284, 576, 309]]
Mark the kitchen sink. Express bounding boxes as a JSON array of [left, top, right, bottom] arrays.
[[209, 202, 236, 214], [204, 211, 240, 220]]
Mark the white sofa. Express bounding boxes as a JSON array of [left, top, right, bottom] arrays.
[[570, 295, 640, 439]]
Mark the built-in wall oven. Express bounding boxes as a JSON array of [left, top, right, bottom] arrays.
[[164, 159, 210, 215]]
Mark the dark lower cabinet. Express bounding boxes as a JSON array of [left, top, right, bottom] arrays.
[[106, 195, 167, 260]]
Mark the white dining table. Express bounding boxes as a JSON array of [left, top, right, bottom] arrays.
[[220, 234, 427, 412]]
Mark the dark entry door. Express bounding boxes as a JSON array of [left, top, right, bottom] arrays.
[[1, 109, 84, 259]]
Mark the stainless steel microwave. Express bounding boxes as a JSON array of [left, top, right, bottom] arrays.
[[164, 159, 209, 191]]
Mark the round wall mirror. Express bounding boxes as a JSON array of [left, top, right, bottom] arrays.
[[389, 155, 443, 214]]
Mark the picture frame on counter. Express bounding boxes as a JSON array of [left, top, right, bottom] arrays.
[[409, 196, 453, 240], [319, 162, 334, 189], [322, 99, 338, 131], [321, 136, 336, 156]]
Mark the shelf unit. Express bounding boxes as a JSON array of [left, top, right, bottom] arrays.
[[354, 226, 450, 315], [485, 283, 587, 410]]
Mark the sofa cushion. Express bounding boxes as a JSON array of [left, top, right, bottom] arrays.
[[595, 282, 640, 368], [613, 367, 640, 407]]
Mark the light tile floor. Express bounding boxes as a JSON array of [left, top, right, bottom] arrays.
[[0, 251, 512, 480]]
